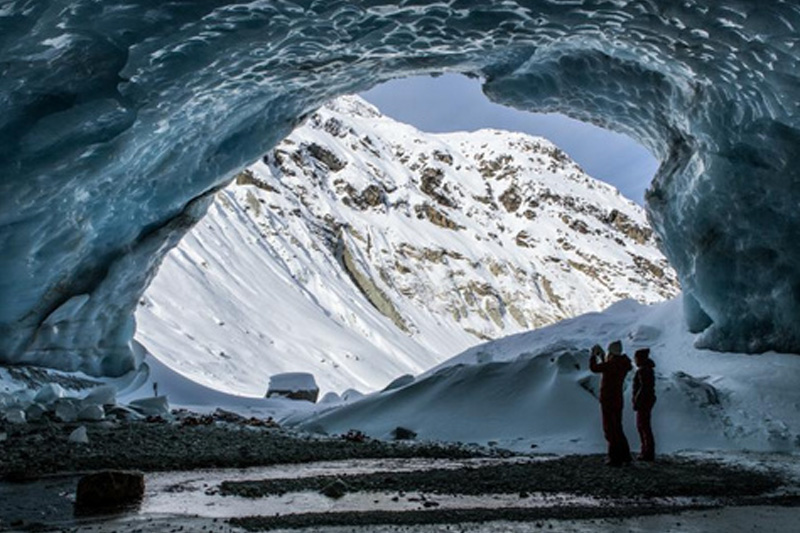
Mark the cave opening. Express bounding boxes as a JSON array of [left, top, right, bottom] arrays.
[[135, 73, 678, 397]]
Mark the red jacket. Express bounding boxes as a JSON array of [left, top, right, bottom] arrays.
[[590, 353, 632, 407], [632, 359, 656, 410]]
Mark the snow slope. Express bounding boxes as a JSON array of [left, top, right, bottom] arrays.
[[136, 96, 676, 397], [300, 296, 800, 454]]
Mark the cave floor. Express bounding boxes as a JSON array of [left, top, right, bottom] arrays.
[[1, 446, 798, 532], [2, 419, 799, 532], [24, 506, 800, 533]]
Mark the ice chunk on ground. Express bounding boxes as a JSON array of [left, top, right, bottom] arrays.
[[78, 404, 105, 422], [33, 384, 65, 405], [54, 401, 78, 423], [83, 385, 116, 406], [69, 426, 89, 444], [128, 396, 170, 417]]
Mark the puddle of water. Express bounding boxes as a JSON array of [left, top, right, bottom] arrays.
[[0, 456, 544, 528], [1, 454, 752, 529], [143, 487, 605, 519]]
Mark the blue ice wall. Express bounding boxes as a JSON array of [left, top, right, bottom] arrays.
[[1, 1, 799, 375]]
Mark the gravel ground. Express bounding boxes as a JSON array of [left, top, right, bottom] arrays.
[[36, 507, 800, 533], [0, 419, 489, 479], [2, 418, 797, 533], [220, 454, 781, 500]]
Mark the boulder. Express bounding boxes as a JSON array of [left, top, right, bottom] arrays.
[[266, 373, 319, 403], [75, 471, 145, 512]]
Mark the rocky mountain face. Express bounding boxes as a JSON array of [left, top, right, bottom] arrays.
[[135, 96, 678, 396]]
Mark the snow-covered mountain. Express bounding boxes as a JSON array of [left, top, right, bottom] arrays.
[[135, 96, 678, 397]]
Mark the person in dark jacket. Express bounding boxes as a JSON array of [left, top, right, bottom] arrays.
[[590, 340, 632, 466], [632, 348, 657, 461]]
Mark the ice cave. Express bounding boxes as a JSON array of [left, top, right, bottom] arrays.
[[1, 0, 799, 376]]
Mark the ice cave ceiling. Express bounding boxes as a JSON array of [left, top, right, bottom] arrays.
[[1, 1, 799, 376]]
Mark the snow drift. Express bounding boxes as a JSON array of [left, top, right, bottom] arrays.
[[300, 297, 800, 454], [2, 1, 800, 375]]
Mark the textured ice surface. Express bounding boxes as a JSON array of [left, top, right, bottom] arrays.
[[1, 1, 800, 375]]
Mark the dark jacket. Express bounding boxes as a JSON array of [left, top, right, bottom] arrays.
[[632, 359, 656, 411], [590, 353, 632, 407]]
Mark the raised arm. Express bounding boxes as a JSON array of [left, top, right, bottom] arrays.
[[589, 355, 607, 373]]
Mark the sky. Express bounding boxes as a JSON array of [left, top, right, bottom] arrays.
[[360, 74, 658, 205]]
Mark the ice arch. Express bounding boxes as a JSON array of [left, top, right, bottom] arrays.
[[1, 1, 799, 376]]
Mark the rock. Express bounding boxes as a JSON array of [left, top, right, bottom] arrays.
[[128, 396, 170, 417], [0, 432, 6, 442], [420, 167, 457, 208], [499, 185, 522, 212], [321, 479, 349, 499], [674, 372, 721, 407], [69, 426, 89, 444], [307, 142, 346, 172], [266, 373, 319, 403], [33, 383, 65, 405], [212, 408, 246, 423], [83, 385, 117, 407], [24, 403, 47, 422], [4, 408, 26, 424], [605, 209, 652, 244], [382, 374, 415, 392], [391, 427, 417, 440], [55, 400, 78, 422], [78, 404, 106, 421], [414, 203, 463, 230], [75, 471, 145, 512]]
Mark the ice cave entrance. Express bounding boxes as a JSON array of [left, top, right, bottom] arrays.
[[6, 2, 800, 382], [136, 74, 674, 397]]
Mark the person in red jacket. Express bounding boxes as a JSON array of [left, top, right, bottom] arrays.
[[590, 340, 632, 466], [632, 348, 657, 461]]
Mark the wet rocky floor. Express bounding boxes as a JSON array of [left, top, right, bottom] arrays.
[[1, 419, 799, 532]]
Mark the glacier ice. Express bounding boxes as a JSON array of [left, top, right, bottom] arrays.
[[1, 1, 800, 375]]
